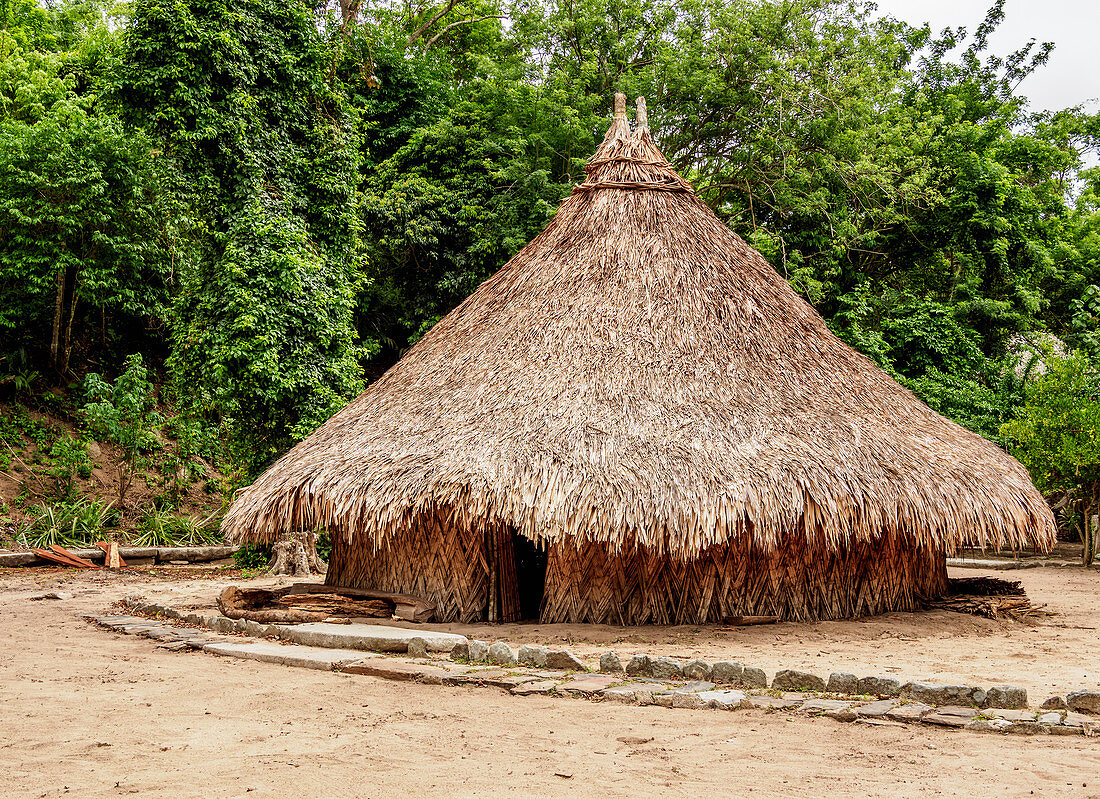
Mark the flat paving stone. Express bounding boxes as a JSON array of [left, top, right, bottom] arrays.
[[96, 616, 148, 626], [695, 690, 746, 710], [801, 699, 854, 714], [340, 658, 452, 684], [511, 680, 557, 696], [601, 686, 638, 703], [442, 668, 538, 690], [281, 622, 467, 653], [855, 700, 896, 718], [854, 718, 906, 728], [204, 640, 368, 671], [745, 695, 803, 711], [560, 674, 620, 694], [676, 681, 716, 693], [923, 709, 976, 728], [988, 709, 1038, 722], [671, 692, 708, 709], [886, 703, 933, 722]]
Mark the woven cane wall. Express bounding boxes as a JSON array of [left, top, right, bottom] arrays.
[[540, 534, 948, 624], [326, 513, 492, 623]]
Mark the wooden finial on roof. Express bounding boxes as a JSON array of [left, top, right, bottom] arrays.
[[614, 93, 627, 119], [636, 96, 648, 128]]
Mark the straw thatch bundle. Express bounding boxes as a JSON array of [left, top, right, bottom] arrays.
[[223, 94, 1054, 624]]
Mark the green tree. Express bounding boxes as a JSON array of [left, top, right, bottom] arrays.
[[169, 193, 367, 472], [1001, 351, 1100, 564], [0, 101, 177, 376], [83, 353, 164, 509]]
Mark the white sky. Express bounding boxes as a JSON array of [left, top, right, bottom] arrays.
[[872, 0, 1100, 113]]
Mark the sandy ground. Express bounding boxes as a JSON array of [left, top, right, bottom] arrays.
[[2, 566, 1100, 798], [133, 563, 1100, 701]]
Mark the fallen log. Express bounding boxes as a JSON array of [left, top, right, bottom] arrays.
[[284, 583, 436, 623], [217, 585, 395, 624]]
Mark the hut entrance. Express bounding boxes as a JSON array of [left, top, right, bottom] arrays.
[[486, 527, 546, 622], [513, 536, 547, 620]]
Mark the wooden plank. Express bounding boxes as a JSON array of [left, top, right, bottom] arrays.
[[49, 545, 98, 568], [31, 548, 86, 568], [96, 541, 125, 568]]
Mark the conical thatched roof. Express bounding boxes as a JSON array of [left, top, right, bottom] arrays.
[[223, 94, 1055, 557]]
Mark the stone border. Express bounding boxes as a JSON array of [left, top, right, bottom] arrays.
[[122, 596, 1100, 715], [89, 609, 1100, 739], [0, 546, 238, 568]]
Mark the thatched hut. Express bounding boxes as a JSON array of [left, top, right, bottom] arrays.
[[223, 94, 1055, 624]]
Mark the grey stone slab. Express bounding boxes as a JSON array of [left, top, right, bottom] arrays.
[[935, 705, 980, 718], [1061, 712, 1094, 728], [1040, 695, 1068, 710], [512, 680, 557, 696], [652, 693, 675, 708], [121, 624, 162, 635], [855, 700, 897, 718], [671, 692, 708, 709], [650, 657, 683, 680], [965, 718, 1013, 733], [985, 686, 1028, 710], [682, 660, 712, 681], [450, 640, 470, 661], [801, 699, 854, 715], [281, 622, 467, 653], [746, 695, 803, 711], [625, 655, 652, 677], [857, 676, 901, 697], [1037, 712, 1063, 725], [598, 652, 624, 673], [560, 675, 619, 694], [601, 686, 638, 704], [204, 641, 368, 670], [1006, 721, 1049, 735], [406, 637, 428, 659], [96, 616, 148, 627], [922, 712, 971, 728], [741, 667, 767, 689], [711, 661, 743, 685], [987, 709, 1038, 722], [900, 682, 986, 707], [1050, 725, 1085, 736], [545, 650, 587, 672], [1067, 690, 1100, 715], [695, 689, 746, 710], [340, 658, 452, 684], [773, 669, 825, 691], [487, 642, 517, 666], [886, 703, 933, 722], [827, 672, 858, 694], [676, 681, 715, 693], [519, 645, 549, 668], [854, 718, 906, 728]]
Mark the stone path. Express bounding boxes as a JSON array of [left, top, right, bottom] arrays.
[[88, 606, 1100, 740]]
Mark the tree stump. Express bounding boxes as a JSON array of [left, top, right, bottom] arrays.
[[267, 531, 328, 577]]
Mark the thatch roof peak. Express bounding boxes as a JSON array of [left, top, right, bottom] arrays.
[[222, 95, 1055, 558]]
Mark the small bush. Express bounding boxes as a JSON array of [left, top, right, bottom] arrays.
[[233, 543, 271, 569], [47, 434, 92, 497], [133, 509, 222, 547], [22, 497, 114, 548]]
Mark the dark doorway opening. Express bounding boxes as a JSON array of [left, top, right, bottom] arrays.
[[513, 535, 548, 621]]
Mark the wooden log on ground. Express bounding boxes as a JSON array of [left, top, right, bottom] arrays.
[[217, 585, 395, 623], [286, 583, 436, 623]]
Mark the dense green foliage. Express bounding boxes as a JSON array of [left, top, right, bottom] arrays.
[[1002, 351, 1100, 562], [1, 0, 1099, 546]]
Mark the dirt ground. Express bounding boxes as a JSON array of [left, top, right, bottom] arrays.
[[2, 566, 1099, 798]]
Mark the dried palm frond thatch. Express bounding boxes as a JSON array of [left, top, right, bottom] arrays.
[[222, 94, 1054, 623]]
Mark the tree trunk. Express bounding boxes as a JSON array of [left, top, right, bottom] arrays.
[[1084, 487, 1097, 567], [49, 269, 65, 375], [268, 531, 328, 576]]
